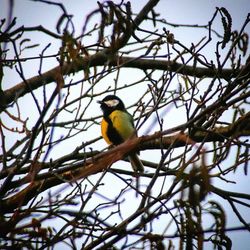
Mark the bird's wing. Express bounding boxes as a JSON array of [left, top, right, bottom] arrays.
[[110, 110, 135, 141]]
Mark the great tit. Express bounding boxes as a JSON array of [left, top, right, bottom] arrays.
[[98, 95, 144, 172]]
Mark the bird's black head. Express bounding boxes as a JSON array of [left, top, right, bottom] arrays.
[[98, 95, 125, 116]]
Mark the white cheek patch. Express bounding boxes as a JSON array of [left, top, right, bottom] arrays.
[[104, 99, 119, 107]]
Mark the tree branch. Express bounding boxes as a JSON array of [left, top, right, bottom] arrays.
[[1, 55, 241, 112], [1, 113, 249, 213]]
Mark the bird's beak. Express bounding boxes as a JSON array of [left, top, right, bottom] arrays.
[[97, 100, 102, 104]]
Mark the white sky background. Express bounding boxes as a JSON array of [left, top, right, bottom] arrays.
[[1, 0, 250, 249]]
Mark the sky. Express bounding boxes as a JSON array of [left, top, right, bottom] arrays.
[[1, 0, 250, 249], [1, 0, 250, 88]]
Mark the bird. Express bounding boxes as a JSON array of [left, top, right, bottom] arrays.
[[98, 95, 144, 172]]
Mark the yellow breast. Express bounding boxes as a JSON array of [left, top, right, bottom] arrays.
[[101, 118, 112, 145]]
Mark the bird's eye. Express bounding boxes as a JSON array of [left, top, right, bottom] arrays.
[[104, 99, 119, 107]]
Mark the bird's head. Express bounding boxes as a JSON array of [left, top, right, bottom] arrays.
[[98, 95, 125, 115]]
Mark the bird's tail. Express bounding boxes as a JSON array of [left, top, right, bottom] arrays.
[[128, 153, 144, 172]]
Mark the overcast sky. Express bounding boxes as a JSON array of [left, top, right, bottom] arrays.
[[1, 1, 250, 249]]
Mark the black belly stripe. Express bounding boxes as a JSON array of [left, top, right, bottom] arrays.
[[104, 116, 124, 145]]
